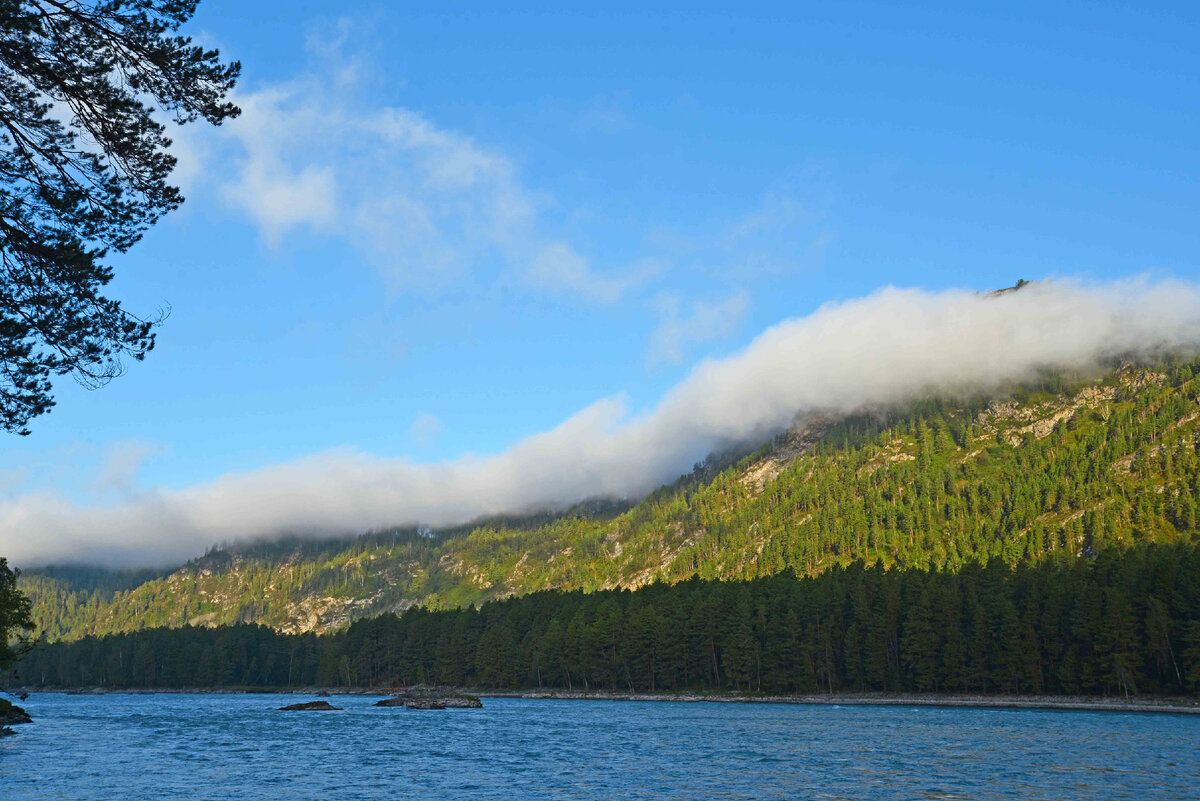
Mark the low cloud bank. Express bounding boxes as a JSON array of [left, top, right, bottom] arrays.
[[5, 278, 1200, 568]]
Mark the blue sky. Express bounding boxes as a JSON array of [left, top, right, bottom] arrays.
[[2, 1, 1199, 533]]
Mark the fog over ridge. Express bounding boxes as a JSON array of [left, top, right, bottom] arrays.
[[5, 277, 1200, 569]]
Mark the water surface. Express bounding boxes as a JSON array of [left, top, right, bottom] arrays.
[[2, 693, 1197, 799]]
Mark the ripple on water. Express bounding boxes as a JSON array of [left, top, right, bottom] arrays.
[[2, 694, 1199, 800]]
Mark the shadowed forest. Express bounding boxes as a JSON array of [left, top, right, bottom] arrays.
[[13, 545, 1199, 698]]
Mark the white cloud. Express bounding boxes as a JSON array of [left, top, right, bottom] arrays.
[[5, 277, 1200, 568], [217, 84, 344, 242], [410, 412, 443, 447], [648, 291, 750, 367], [644, 188, 835, 282], [206, 28, 640, 301], [87, 440, 166, 496], [0, 468, 30, 501], [163, 120, 210, 201], [573, 91, 635, 133], [527, 242, 651, 303]]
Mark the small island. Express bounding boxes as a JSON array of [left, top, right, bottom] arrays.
[[375, 687, 483, 710], [278, 700, 341, 711]]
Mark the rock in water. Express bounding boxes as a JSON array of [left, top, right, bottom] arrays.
[[0, 698, 32, 725], [278, 700, 341, 711], [0, 698, 32, 736], [406, 699, 448, 710], [374, 686, 483, 709]]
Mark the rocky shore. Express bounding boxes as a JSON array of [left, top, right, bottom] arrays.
[[15, 686, 1199, 715], [476, 690, 1200, 715], [45, 686, 390, 695]]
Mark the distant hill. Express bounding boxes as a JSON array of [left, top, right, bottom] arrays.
[[21, 356, 1200, 641]]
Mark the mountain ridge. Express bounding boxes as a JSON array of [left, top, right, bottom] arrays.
[[21, 357, 1200, 641]]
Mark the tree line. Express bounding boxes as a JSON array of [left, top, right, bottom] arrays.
[[12, 544, 1200, 698]]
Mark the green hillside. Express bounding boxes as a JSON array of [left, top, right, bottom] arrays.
[[21, 357, 1200, 642]]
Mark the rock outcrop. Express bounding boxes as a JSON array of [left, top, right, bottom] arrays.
[[0, 698, 31, 725], [0, 698, 32, 736], [374, 686, 483, 709], [278, 700, 341, 711]]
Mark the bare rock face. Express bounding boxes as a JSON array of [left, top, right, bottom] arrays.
[[741, 414, 835, 492], [374, 686, 482, 709], [278, 700, 341, 711]]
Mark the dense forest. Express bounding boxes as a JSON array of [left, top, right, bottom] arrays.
[[21, 357, 1200, 641], [11, 545, 1200, 697]]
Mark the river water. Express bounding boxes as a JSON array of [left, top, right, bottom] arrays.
[[2, 693, 1197, 799]]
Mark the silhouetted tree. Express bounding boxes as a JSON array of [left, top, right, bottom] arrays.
[[0, 0, 239, 433]]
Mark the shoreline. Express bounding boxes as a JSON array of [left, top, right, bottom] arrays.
[[12, 687, 1200, 715], [476, 690, 1200, 715]]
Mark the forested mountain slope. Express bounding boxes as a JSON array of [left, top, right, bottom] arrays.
[[21, 358, 1200, 642]]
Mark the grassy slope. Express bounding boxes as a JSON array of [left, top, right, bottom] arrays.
[[21, 359, 1200, 641]]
